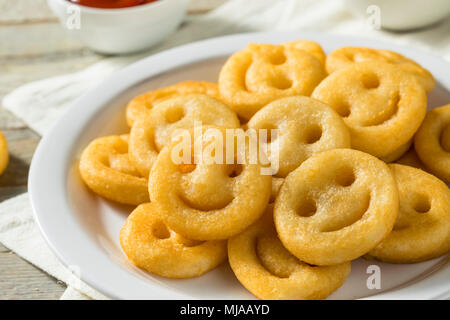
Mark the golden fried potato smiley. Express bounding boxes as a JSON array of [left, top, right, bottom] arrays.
[[126, 81, 221, 126], [248, 96, 351, 177], [79, 135, 149, 205], [0, 132, 8, 175], [129, 94, 240, 177], [74, 41, 448, 299], [283, 40, 326, 65], [274, 149, 398, 266], [326, 47, 435, 92], [414, 104, 450, 182], [228, 205, 351, 300], [219, 41, 326, 120], [312, 61, 427, 160], [121, 203, 227, 278], [369, 164, 450, 263], [149, 126, 272, 240]]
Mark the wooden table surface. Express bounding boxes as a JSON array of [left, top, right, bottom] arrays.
[[0, 0, 226, 300]]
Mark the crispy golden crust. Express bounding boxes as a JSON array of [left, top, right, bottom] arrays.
[[248, 96, 351, 177], [270, 177, 284, 203], [120, 203, 227, 278], [0, 132, 8, 175], [126, 81, 221, 127], [368, 164, 450, 263], [219, 41, 326, 120], [128, 94, 240, 177], [228, 205, 351, 300], [79, 135, 149, 205], [312, 61, 427, 159], [274, 149, 399, 266], [284, 40, 326, 65], [380, 139, 413, 163], [414, 104, 450, 182], [326, 47, 435, 92], [149, 126, 272, 240]]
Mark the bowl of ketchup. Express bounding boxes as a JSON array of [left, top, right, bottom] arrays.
[[67, 0, 159, 10], [48, 0, 188, 54]]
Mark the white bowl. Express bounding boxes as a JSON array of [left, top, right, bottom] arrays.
[[343, 0, 450, 31], [47, 0, 188, 55], [29, 32, 450, 299]]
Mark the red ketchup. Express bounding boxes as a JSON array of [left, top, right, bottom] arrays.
[[68, 0, 158, 9]]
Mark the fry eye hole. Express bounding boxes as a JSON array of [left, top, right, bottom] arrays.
[[165, 106, 185, 123], [269, 75, 292, 90], [335, 101, 351, 117], [269, 51, 287, 65], [335, 166, 356, 187], [152, 222, 171, 239], [304, 124, 322, 144], [228, 164, 243, 178], [413, 195, 431, 213], [296, 198, 317, 217], [361, 73, 380, 89]]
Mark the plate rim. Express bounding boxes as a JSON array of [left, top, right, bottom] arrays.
[[29, 31, 450, 300]]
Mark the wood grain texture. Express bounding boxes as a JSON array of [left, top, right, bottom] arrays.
[[0, 247, 66, 300], [0, 0, 225, 300]]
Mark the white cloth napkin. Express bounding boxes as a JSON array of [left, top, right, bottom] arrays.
[[1, 0, 449, 300]]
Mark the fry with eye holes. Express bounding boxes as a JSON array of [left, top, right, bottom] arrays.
[[75, 41, 449, 300]]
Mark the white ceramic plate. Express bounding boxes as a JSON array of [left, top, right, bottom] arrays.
[[29, 32, 450, 300]]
